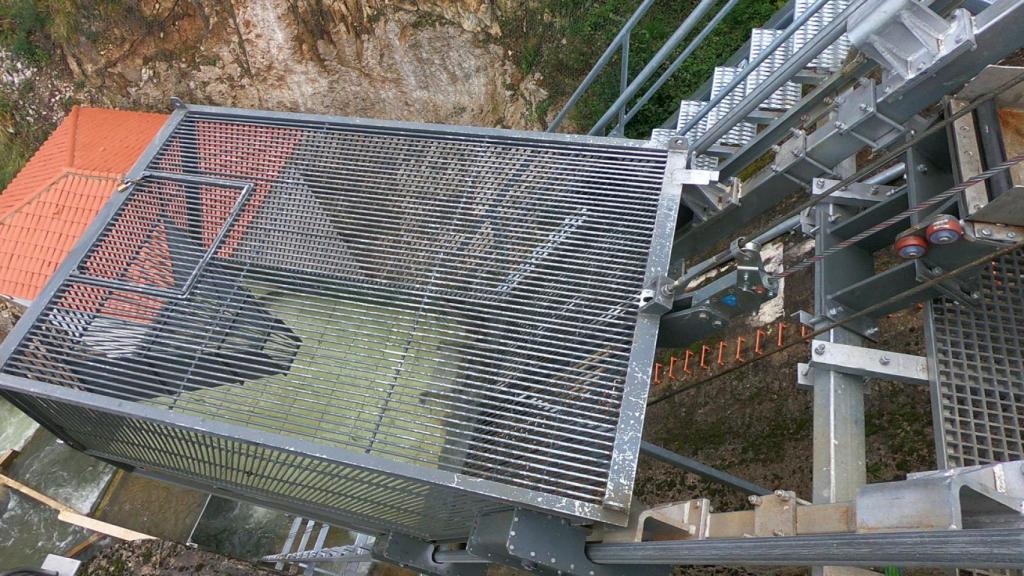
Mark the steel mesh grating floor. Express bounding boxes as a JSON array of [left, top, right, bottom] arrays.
[[930, 248, 1024, 468], [0, 106, 673, 536]]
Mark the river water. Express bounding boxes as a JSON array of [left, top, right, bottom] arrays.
[[0, 398, 115, 569], [0, 396, 358, 570]]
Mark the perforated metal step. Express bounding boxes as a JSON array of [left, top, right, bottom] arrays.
[[793, 0, 852, 71], [708, 66, 758, 147], [747, 29, 802, 111]]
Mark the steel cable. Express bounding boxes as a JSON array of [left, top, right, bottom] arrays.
[[649, 148, 1024, 406]]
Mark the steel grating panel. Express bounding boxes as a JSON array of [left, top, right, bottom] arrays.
[[0, 105, 677, 538], [1, 390, 508, 540], [746, 29, 802, 111], [928, 248, 1024, 469], [708, 66, 757, 147], [793, 0, 852, 71]]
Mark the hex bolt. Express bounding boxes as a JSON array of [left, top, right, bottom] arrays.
[[916, 163, 929, 173], [981, 228, 992, 237], [879, 355, 891, 366], [834, 121, 846, 131], [816, 178, 826, 187], [859, 103, 869, 112], [932, 266, 943, 275], [814, 343, 826, 355], [774, 489, 792, 502], [748, 495, 762, 506], [1009, 232, 1018, 239], [712, 319, 724, 328]]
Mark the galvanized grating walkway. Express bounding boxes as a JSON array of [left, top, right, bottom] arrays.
[[929, 248, 1024, 468]]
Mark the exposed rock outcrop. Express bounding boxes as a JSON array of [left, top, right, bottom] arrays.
[[21, 0, 545, 128]]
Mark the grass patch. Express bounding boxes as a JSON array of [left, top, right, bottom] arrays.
[[497, 0, 786, 137], [0, 90, 55, 190]]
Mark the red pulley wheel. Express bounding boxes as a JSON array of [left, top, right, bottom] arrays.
[[926, 216, 963, 245], [895, 235, 928, 259]]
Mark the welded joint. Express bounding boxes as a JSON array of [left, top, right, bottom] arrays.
[[808, 341, 928, 385]]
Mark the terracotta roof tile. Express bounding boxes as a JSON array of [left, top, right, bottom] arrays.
[[0, 107, 168, 300]]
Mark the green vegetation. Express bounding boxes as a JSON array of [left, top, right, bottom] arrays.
[[0, 90, 53, 191], [497, 0, 786, 138]]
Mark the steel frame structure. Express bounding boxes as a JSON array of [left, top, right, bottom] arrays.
[[3, 0, 1024, 571]]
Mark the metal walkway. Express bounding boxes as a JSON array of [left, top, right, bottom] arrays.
[[929, 248, 1024, 468]]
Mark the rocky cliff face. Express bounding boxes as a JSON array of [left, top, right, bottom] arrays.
[[4, 0, 548, 132]]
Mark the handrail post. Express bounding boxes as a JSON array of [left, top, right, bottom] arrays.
[[547, 0, 657, 133], [588, 0, 721, 136]]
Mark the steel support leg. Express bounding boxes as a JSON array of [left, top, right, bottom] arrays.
[[812, 189, 870, 576]]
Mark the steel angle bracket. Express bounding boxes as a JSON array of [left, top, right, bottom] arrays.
[[373, 533, 487, 576], [856, 460, 1024, 532], [468, 509, 667, 576]]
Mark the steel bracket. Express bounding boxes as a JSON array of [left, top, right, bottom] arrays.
[[821, 302, 880, 343], [848, 0, 976, 94], [468, 509, 667, 576], [833, 80, 905, 151], [373, 533, 487, 576], [772, 130, 830, 182], [856, 460, 1024, 532], [640, 275, 675, 314], [603, 499, 713, 543], [682, 183, 734, 222], [752, 490, 799, 537], [808, 341, 929, 385], [813, 178, 896, 208]]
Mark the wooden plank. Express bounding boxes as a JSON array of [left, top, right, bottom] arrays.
[[0, 470, 155, 541], [66, 532, 105, 558], [0, 472, 75, 513], [0, 449, 17, 471], [57, 511, 154, 541]]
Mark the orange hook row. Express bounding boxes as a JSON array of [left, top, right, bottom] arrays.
[[651, 319, 814, 386]]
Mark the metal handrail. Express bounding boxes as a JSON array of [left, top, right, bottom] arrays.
[[675, 0, 834, 144], [690, 0, 867, 156], [614, 0, 745, 131], [546, 0, 657, 133], [587, 0, 723, 135]]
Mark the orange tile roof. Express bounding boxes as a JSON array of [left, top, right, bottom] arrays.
[[0, 106, 168, 300]]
